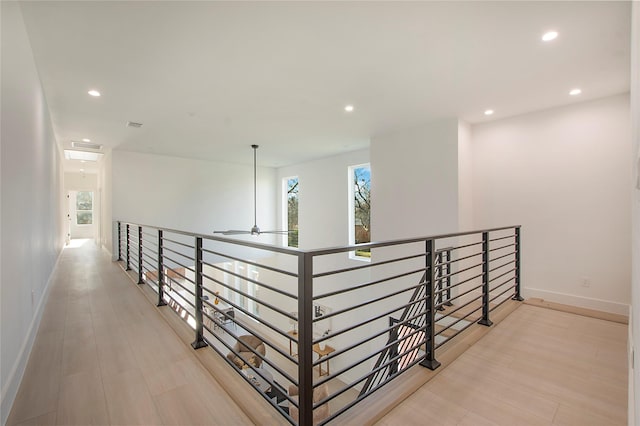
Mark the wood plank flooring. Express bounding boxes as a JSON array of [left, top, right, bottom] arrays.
[[6, 240, 251, 426], [377, 304, 628, 426], [6, 239, 628, 425]]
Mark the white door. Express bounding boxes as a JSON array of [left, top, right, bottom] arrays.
[[69, 190, 96, 239]]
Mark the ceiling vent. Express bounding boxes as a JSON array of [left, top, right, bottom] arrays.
[[71, 141, 103, 150], [126, 121, 143, 128]]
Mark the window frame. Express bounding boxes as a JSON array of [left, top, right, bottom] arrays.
[[75, 191, 94, 225], [348, 163, 371, 261]]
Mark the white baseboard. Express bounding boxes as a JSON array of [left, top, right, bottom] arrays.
[[524, 287, 629, 316], [628, 305, 634, 426], [0, 249, 62, 426]]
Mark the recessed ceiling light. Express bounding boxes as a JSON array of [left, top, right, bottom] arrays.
[[88, 89, 101, 97], [80, 169, 85, 172], [542, 31, 558, 42], [569, 88, 582, 96], [344, 105, 354, 112], [82, 138, 91, 142], [484, 109, 494, 116]]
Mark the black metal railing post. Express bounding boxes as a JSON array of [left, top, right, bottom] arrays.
[[157, 229, 167, 307], [125, 224, 131, 271], [117, 221, 122, 261], [191, 237, 208, 349], [512, 227, 524, 301], [298, 251, 314, 426], [420, 239, 441, 370], [478, 232, 493, 326], [137, 226, 144, 284]]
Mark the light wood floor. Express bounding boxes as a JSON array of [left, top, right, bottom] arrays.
[[6, 240, 252, 426], [377, 304, 628, 426], [7, 240, 628, 425]]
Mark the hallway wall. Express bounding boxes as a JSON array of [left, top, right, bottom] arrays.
[[0, 2, 65, 423], [471, 94, 631, 314]]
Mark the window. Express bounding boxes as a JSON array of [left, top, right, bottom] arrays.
[[76, 191, 93, 225], [349, 164, 371, 258], [285, 177, 299, 247]]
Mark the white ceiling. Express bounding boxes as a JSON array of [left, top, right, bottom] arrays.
[[19, 1, 630, 169]]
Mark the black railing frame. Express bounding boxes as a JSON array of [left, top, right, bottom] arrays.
[[114, 221, 522, 426]]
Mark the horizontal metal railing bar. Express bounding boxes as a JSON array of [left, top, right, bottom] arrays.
[[119, 220, 518, 257], [435, 294, 483, 325], [489, 284, 516, 305], [447, 240, 483, 252], [141, 258, 156, 272], [159, 235, 196, 249], [490, 276, 516, 294], [143, 246, 158, 257], [434, 272, 484, 295], [489, 259, 516, 274], [303, 225, 520, 257], [201, 320, 298, 390], [435, 316, 478, 349], [202, 303, 298, 374], [435, 304, 482, 338], [315, 323, 426, 389], [489, 242, 516, 253], [200, 247, 298, 278], [435, 283, 483, 309], [163, 291, 195, 310], [318, 338, 424, 411], [142, 251, 156, 264], [489, 234, 515, 243], [314, 267, 426, 303], [489, 289, 516, 312], [312, 252, 427, 279], [435, 246, 454, 254], [162, 245, 196, 263], [317, 280, 424, 324], [314, 306, 427, 366], [437, 261, 483, 281], [320, 347, 426, 426], [489, 267, 516, 283], [489, 251, 515, 263], [162, 267, 196, 287], [201, 260, 297, 301], [160, 255, 196, 278], [165, 277, 196, 297], [318, 332, 427, 410], [200, 276, 295, 322], [314, 296, 428, 352], [437, 250, 483, 267], [201, 293, 296, 356], [142, 230, 156, 238]]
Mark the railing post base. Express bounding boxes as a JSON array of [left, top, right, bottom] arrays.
[[420, 359, 441, 370], [511, 295, 524, 302], [191, 340, 208, 350], [157, 300, 167, 307], [477, 318, 493, 327]]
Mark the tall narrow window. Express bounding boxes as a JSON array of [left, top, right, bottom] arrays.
[[349, 164, 371, 259], [76, 191, 93, 225], [285, 177, 299, 247]]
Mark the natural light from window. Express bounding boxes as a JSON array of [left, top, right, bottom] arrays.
[[349, 164, 371, 259], [284, 176, 299, 248]]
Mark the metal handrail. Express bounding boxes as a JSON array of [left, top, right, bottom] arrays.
[[114, 220, 522, 426]]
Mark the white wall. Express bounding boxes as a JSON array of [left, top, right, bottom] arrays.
[[98, 149, 113, 254], [629, 2, 639, 424], [112, 150, 277, 239], [471, 94, 631, 315], [0, 2, 65, 423], [370, 118, 460, 241], [277, 149, 369, 249], [458, 121, 474, 231]]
